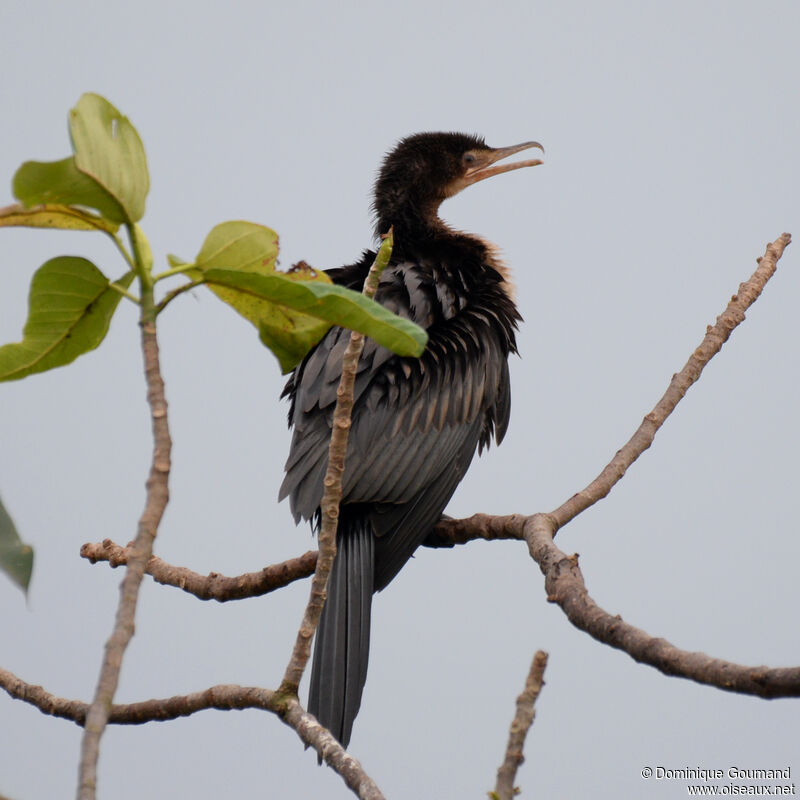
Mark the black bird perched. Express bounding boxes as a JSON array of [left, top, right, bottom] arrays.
[[280, 132, 543, 747]]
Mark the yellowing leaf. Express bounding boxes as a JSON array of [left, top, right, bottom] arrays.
[[11, 94, 149, 225], [183, 220, 426, 372], [188, 221, 329, 370], [0, 203, 119, 233], [13, 157, 126, 223]]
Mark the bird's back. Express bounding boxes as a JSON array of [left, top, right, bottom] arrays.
[[280, 239, 518, 589]]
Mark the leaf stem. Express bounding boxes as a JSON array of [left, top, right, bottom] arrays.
[[107, 280, 140, 305], [109, 232, 136, 272], [152, 262, 196, 282]]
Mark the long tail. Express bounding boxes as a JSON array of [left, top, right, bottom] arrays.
[[308, 514, 374, 748]]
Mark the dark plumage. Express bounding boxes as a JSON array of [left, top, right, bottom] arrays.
[[279, 132, 543, 747]]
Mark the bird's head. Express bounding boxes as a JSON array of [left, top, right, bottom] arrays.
[[373, 132, 543, 236]]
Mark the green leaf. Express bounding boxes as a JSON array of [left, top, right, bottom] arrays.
[[257, 320, 331, 373], [13, 157, 126, 223], [190, 222, 322, 327], [0, 202, 119, 234], [253, 264, 338, 372], [69, 93, 149, 223], [11, 94, 149, 225], [182, 221, 426, 371], [194, 220, 279, 273], [203, 268, 428, 368], [0, 258, 134, 382], [0, 494, 33, 594], [187, 221, 324, 371]]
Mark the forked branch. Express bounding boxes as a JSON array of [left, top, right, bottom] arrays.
[[66, 233, 795, 799], [77, 258, 173, 800], [0, 668, 385, 800]]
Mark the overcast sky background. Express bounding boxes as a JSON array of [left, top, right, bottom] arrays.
[[1, 1, 798, 798]]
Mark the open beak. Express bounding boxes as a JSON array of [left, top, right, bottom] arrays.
[[464, 141, 544, 186]]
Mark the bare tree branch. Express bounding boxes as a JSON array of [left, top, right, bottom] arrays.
[[78, 512, 523, 599], [80, 539, 318, 600], [492, 650, 548, 800], [79, 517, 521, 601], [0, 668, 385, 800], [281, 699, 387, 800], [78, 512, 521, 599], [550, 232, 792, 530], [80, 513, 800, 701], [431, 512, 525, 546], [63, 232, 798, 796], [282, 231, 394, 690], [525, 513, 800, 698], [77, 260, 174, 800], [74, 237, 401, 799], [441, 235, 800, 700]]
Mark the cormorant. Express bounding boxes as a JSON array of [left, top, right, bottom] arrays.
[[280, 132, 543, 747]]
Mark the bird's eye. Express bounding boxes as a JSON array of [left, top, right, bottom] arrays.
[[462, 152, 477, 166]]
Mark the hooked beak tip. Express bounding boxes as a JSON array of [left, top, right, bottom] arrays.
[[464, 140, 545, 186]]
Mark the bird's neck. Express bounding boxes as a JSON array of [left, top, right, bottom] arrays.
[[373, 198, 519, 306], [375, 203, 485, 256], [374, 199, 440, 242], [373, 210, 517, 311]]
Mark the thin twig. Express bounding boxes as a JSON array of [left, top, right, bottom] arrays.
[[109, 232, 137, 272], [493, 650, 548, 800], [434, 236, 791, 544], [281, 698, 387, 799], [80, 539, 317, 600], [281, 230, 394, 690], [550, 233, 791, 530], [152, 262, 197, 282], [0, 669, 385, 800], [155, 280, 203, 315], [77, 230, 173, 800]]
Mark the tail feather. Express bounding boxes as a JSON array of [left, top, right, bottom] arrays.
[[309, 515, 374, 747]]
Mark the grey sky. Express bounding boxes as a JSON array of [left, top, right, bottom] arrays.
[[1, 1, 798, 797]]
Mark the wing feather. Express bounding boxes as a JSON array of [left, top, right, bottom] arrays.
[[280, 252, 516, 587]]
